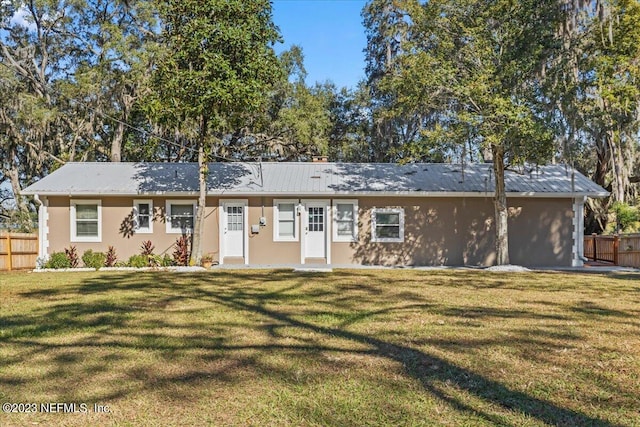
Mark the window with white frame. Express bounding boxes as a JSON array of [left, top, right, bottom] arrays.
[[371, 208, 404, 242], [333, 200, 358, 242], [71, 200, 101, 242], [133, 200, 153, 233], [166, 201, 196, 233], [273, 199, 299, 241]]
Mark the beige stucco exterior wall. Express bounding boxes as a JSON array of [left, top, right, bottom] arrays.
[[47, 196, 221, 262], [507, 197, 574, 266], [332, 197, 573, 267], [246, 197, 300, 264], [332, 197, 496, 266], [45, 195, 573, 267]]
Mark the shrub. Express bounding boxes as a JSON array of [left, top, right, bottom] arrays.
[[105, 246, 117, 267], [82, 250, 106, 270], [127, 254, 148, 268], [146, 254, 173, 268], [148, 254, 161, 268], [44, 252, 71, 269], [140, 240, 155, 256], [160, 254, 174, 267], [65, 246, 79, 268], [137, 240, 156, 266], [172, 235, 190, 266], [613, 202, 639, 232]]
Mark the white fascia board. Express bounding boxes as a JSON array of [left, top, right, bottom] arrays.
[[22, 190, 609, 198], [20, 191, 201, 197], [139, 191, 200, 196], [206, 191, 609, 198], [505, 191, 610, 198]]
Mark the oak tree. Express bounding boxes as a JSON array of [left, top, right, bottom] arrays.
[[150, 0, 281, 263]]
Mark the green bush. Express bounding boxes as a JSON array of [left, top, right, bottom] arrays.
[[127, 254, 148, 268], [145, 254, 174, 268], [147, 254, 161, 267], [612, 202, 639, 232], [160, 254, 174, 267], [82, 250, 106, 270], [44, 252, 71, 269]]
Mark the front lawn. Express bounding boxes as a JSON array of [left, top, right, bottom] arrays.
[[0, 269, 638, 426]]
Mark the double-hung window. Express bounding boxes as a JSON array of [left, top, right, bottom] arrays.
[[133, 200, 153, 233], [274, 199, 299, 241], [71, 200, 101, 242], [333, 200, 358, 242], [166, 201, 196, 234], [371, 208, 404, 242]]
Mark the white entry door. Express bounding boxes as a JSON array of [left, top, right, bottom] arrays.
[[223, 203, 245, 258], [304, 201, 327, 259]]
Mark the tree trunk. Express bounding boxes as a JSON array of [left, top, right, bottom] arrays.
[[8, 144, 28, 214], [593, 136, 609, 189], [586, 135, 610, 233], [190, 115, 208, 265], [111, 120, 124, 162], [111, 91, 135, 162], [9, 164, 28, 213], [608, 133, 626, 203], [492, 145, 509, 265]]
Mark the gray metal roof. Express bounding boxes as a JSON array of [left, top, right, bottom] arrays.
[[21, 162, 608, 198]]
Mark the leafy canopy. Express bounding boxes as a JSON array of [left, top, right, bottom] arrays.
[[380, 0, 561, 164], [150, 0, 282, 131]]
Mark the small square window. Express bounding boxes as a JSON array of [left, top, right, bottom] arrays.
[[371, 208, 404, 243], [166, 201, 196, 234]]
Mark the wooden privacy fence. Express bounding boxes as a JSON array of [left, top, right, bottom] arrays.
[[584, 234, 640, 268], [0, 233, 38, 271]]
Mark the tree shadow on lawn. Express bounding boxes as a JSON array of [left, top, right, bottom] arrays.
[[595, 272, 640, 281], [4, 270, 631, 426], [190, 282, 622, 427]]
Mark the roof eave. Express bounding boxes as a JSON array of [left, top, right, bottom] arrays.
[[21, 190, 610, 198], [505, 191, 609, 198], [21, 191, 610, 199], [206, 190, 608, 198], [20, 191, 201, 197]]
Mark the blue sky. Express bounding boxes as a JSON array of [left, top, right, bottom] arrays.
[[272, 0, 368, 89], [7, 1, 368, 89]]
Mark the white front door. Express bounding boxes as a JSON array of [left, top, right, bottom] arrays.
[[304, 202, 327, 259], [223, 203, 245, 258]]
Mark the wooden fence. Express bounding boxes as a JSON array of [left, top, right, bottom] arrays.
[[0, 233, 38, 271], [584, 234, 640, 268]]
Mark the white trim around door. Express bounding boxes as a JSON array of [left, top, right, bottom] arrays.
[[300, 199, 331, 264], [218, 199, 249, 265]]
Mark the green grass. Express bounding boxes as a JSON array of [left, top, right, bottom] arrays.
[[0, 269, 639, 426]]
